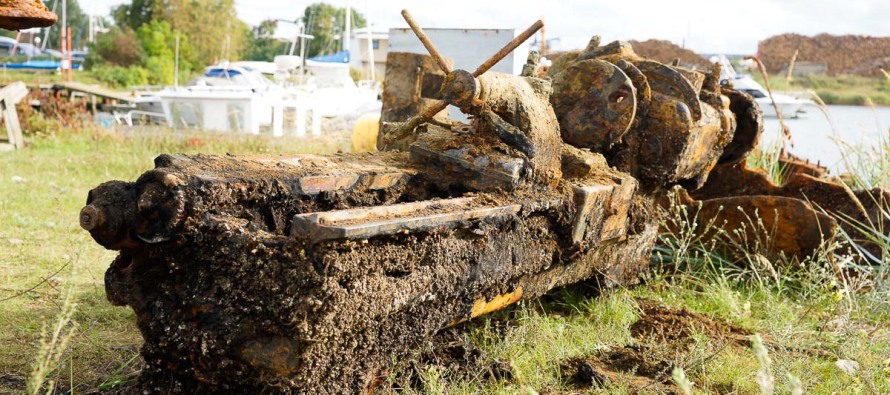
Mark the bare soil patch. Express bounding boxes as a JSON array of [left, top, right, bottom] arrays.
[[565, 298, 751, 393]]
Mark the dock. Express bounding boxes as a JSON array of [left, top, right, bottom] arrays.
[[51, 81, 137, 105]]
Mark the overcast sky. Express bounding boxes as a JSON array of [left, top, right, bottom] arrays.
[[84, 0, 889, 54]]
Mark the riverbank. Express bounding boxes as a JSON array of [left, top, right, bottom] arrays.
[[2, 127, 889, 393], [753, 74, 890, 106]]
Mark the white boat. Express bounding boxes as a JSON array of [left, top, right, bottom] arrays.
[[152, 61, 380, 135], [714, 55, 814, 118], [131, 2, 381, 135], [154, 65, 288, 134]]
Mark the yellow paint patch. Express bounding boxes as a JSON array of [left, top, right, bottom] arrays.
[[446, 287, 524, 328], [470, 287, 524, 318]]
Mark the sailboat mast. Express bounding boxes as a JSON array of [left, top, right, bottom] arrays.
[[41, 0, 58, 50], [61, 0, 66, 55], [343, 2, 351, 52]]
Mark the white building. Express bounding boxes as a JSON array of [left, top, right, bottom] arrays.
[[387, 28, 530, 76], [349, 26, 389, 81]]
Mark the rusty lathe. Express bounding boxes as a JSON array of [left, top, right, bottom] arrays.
[[79, 10, 887, 394]]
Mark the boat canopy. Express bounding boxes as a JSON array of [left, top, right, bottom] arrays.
[[309, 50, 350, 64], [205, 68, 246, 78]]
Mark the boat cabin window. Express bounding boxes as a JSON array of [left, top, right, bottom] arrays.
[[741, 89, 766, 98]]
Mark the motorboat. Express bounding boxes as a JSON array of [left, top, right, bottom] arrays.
[[149, 60, 379, 135], [714, 55, 814, 118]]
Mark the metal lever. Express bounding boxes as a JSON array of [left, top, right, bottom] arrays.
[[384, 10, 543, 146]]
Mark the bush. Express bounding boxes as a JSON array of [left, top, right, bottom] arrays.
[[86, 27, 143, 68], [90, 65, 149, 88], [816, 90, 839, 104]]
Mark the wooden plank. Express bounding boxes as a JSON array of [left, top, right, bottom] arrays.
[[3, 101, 23, 149], [0, 82, 30, 150], [53, 81, 136, 103], [0, 82, 28, 103], [291, 197, 522, 243]]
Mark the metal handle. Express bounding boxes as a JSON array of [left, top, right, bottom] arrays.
[[385, 10, 544, 146], [401, 9, 452, 74]]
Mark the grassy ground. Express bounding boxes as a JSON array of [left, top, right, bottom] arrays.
[[0, 69, 105, 88], [1, 126, 889, 394], [752, 73, 890, 106], [0, 128, 350, 393]]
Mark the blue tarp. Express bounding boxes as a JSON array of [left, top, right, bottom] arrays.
[[204, 68, 245, 78], [309, 50, 350, 64], [4, 60, 80, 70]]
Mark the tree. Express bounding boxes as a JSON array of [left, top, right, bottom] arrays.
[[302, 3, 366, 58], [243, 19, 289, 62], [85, 27, 142, 67], [111, 0, 154, 32], [27, 0, 88, 50], [112, 0, 246, 68], [137, 20, 193, 85]]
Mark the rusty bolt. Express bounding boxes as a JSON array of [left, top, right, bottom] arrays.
[[441, 70, 479, 109], [79, 205, 104, 231]]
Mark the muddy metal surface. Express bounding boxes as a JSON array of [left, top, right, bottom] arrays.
[[79, 10, 890, 394], [0, 0, 57, 30], [84, 150, 656, 393]]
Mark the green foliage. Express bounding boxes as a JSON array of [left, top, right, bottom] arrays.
[[39, 0, 88, 50], [111, 0, 154, 32], [756, 74, 890, 106], [84, 27, 142, 68], [86, 20, 193, 88], [243, 19, 289, 62], [90, 64, 148, 88], [136, 21, 192, 85], [152, 0, 247, 65], [111, 0, 243, 68], [302, 3, 366, 58]]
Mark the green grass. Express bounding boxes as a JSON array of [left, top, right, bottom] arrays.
[[753, 73, 890, 106], [2, 125, 890, 394], [0, 128, 349, 393]]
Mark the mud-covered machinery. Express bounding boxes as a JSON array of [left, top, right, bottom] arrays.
[[79, 10, 887, 394], [0, 0, 56, 30], [537, 35, 889, 260]]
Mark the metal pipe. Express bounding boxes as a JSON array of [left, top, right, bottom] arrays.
[[400, 9, 451, 74], [472, 19, 543, 77]]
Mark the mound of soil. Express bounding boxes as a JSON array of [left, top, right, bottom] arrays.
[[628, 39, 711, 70], [758, 33, 890, 77], [565, 298, 751, 392], [384, 328, 515, 392], [631, 299, 751, 346]]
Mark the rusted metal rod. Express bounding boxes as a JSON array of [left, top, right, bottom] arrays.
[[387, 14, 543, 144], [472, 19, 543, 77], [401, 9, 452, 74]]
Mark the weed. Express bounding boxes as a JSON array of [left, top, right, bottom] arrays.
[[27, 283, 78, 395]]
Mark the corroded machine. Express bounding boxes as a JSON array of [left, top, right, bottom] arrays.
[[81, 13, 656, 393], [538, 35, 888, 260], [79, 9, 887, 394], [0, 0, 56, 31]]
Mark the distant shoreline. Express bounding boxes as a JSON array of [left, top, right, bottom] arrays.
[[752, 74, 890, 107]]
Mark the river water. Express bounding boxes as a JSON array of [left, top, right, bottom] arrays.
[[761, 105, 890, 173]]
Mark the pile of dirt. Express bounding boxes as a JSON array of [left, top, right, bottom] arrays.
[[758, 33, 890, 76], [565, 299, 751, 392], [630, 299, 751, 347], [628, 39, 711, 69], [386, 328, 514, 391]]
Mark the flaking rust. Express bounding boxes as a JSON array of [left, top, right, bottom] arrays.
[[0, 0, 57, 30], [81, 9, 889, 394]]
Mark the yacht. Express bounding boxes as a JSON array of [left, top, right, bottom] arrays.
[[713, 55, 813, 118]]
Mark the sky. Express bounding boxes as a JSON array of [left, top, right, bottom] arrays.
[[83, 0, 890, 55]]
